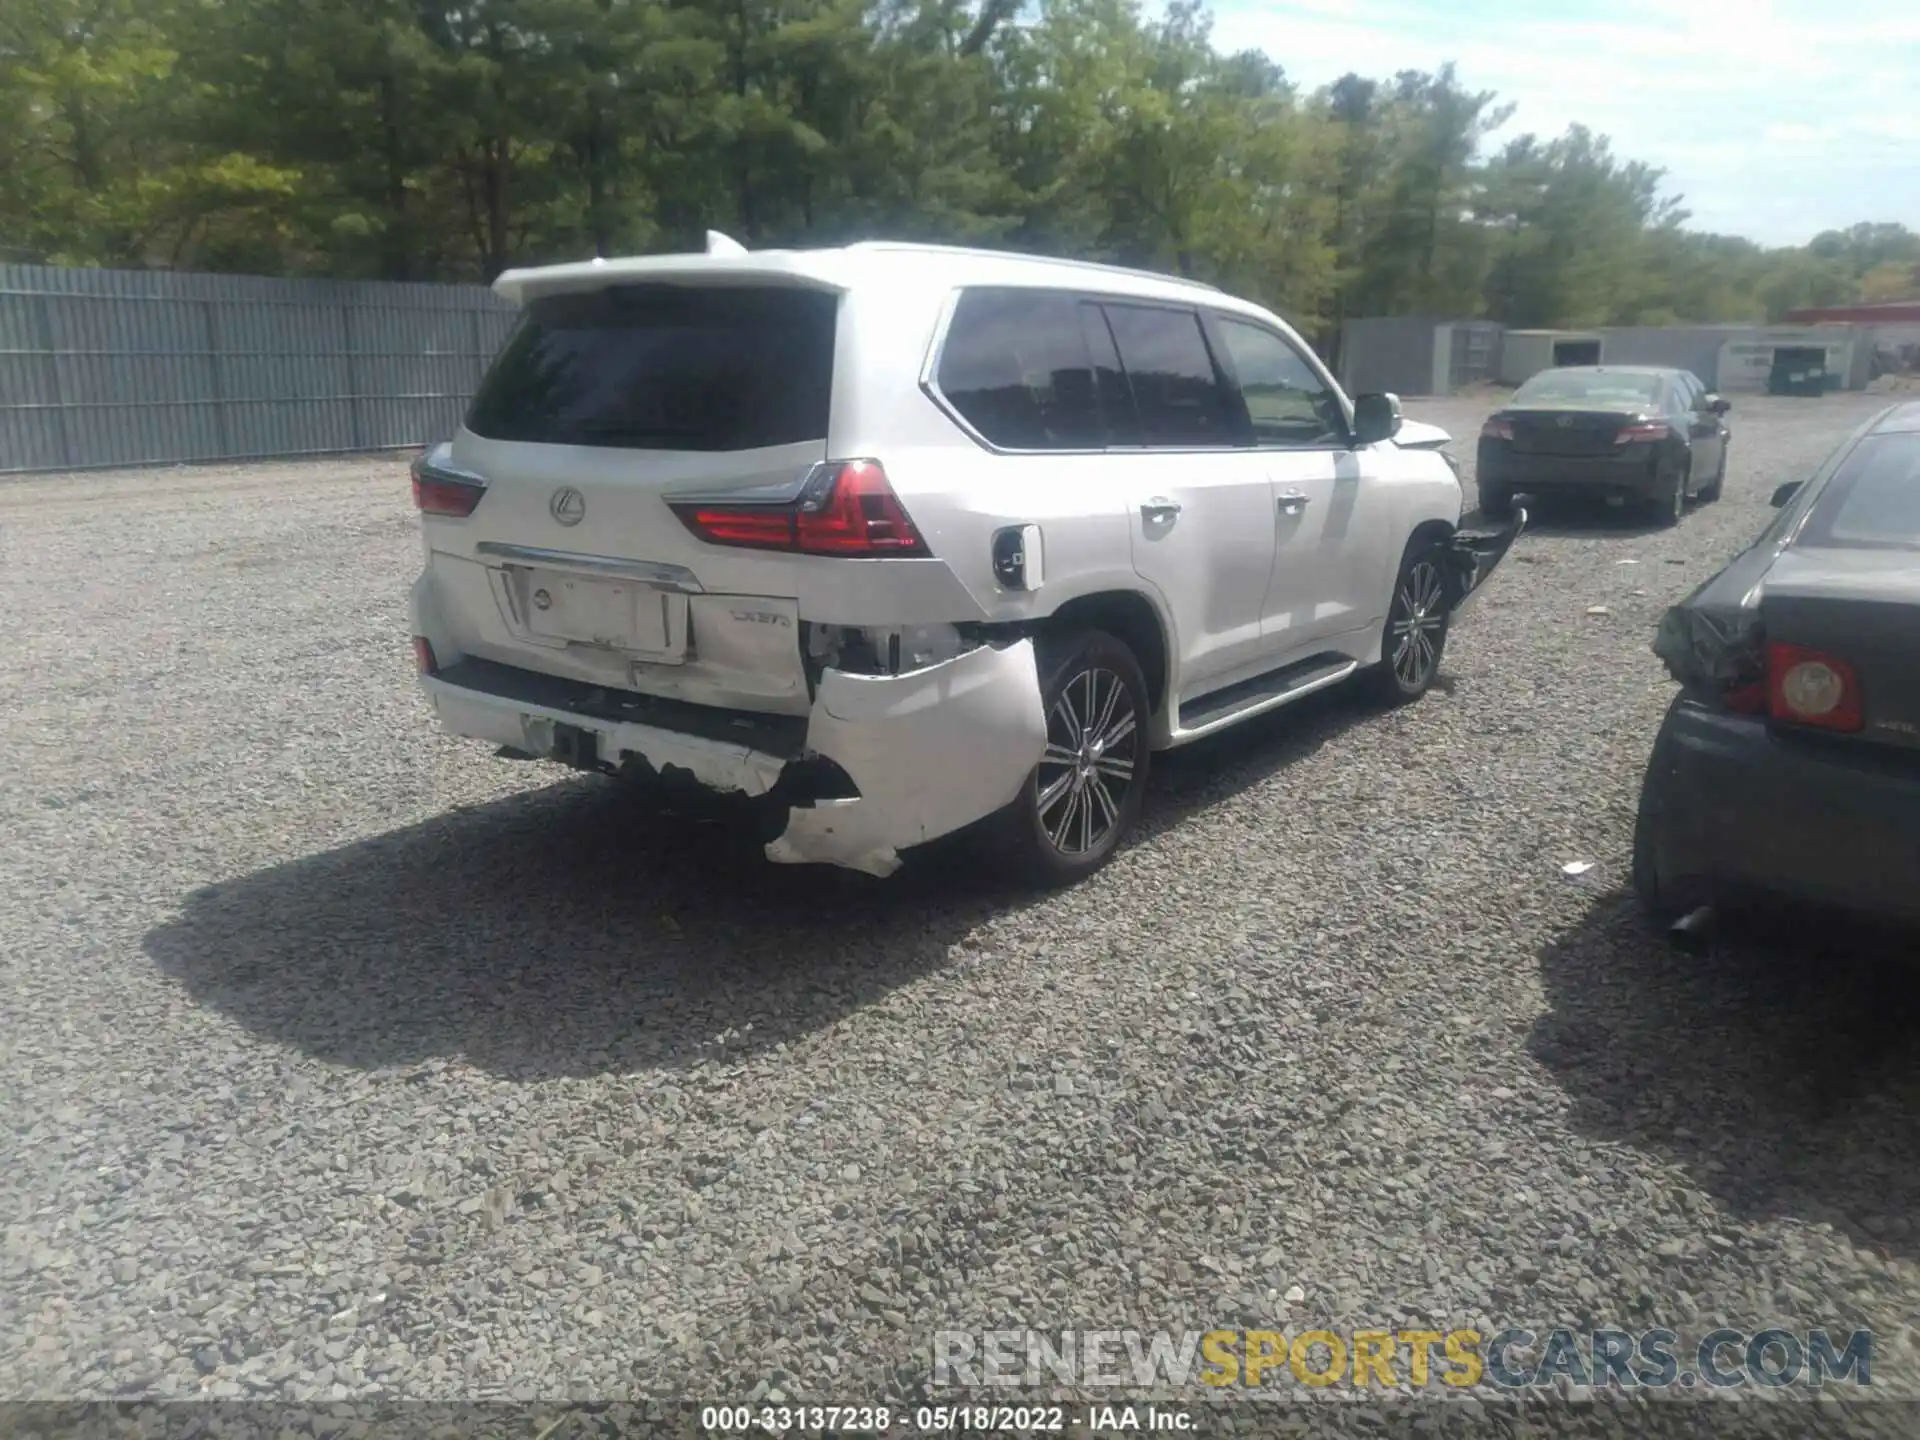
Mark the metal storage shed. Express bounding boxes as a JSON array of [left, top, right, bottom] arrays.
[[1497, 331, 1604, 386]]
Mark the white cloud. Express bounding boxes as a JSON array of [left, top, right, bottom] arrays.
[[1200, 0, 1920, 244]]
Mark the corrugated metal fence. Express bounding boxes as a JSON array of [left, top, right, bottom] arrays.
[[0, 264, 519, 475]]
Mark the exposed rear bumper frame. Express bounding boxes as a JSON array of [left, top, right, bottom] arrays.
[[420, 640, 1048, 877]]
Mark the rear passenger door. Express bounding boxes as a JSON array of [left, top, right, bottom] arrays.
[[1093, 301, 1278, 691], [1208, 314, 1384, 653]]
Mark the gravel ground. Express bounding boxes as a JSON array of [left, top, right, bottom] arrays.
[[4, 394, 1919, 1434]]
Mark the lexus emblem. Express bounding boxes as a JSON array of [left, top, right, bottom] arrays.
[[549, 487, 585, 526]]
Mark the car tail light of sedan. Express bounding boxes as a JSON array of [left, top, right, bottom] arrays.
[[1480, 417, 1514, 441], [1766, 641, 1863, 733], [1655, 606, 1866, 733], [1614, 420, 1672, 444]]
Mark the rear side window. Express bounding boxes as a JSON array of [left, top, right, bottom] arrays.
[[935, 289, 1103, 450], [1101, 304, 1236, 447], [1798, 432, 1920, 551], [465, 284, 837, 451]]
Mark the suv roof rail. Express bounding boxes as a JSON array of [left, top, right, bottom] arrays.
[[841, 240, 1223, 293]]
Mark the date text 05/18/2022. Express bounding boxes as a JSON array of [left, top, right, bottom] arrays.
[[699, 1403, 1195, 1432]]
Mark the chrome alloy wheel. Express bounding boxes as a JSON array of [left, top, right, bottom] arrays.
[[1389, 559, 1446, 690], [1035, 666, 1138, 856]]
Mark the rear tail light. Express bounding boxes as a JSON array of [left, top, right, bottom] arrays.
[[412, 637, 439, 675], [1613, 421, 1671, 444], [1480, 418, 1513, 441], [671, 460, 928, 557], [1766, 641, 1862, 732], [1656, 606, 1865, 730], [410, 453, 487, 518]]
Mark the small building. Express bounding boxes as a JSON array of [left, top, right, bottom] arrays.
[[1499, 323, 1871, 393], [1337, 317, 1504, 397], [1497, 330, 1604, 385], [1588, 326, 1757, 387], [1716, 327, 1861, 394], [1338, 315, 1882, 398], [1782, 304, 1920, 380]]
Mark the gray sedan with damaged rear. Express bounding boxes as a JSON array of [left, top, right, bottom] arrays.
[[1636, 400, 1920, 927]]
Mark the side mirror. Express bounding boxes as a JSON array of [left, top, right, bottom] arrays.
[[1770, 481, 1802, 508], [1707, 395, 1731, 415], [1352, 392, 1403, 445]]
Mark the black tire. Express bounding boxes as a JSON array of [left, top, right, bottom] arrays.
[[1364, 538, 1450, 706], [990, 628, 1151, 888], [1477, 485, 1513, 520], [1697, 443, 1727, 503], [1649, 457, 1687, 528]]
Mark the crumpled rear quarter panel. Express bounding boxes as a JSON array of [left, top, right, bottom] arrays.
[[767, 639, 1047, 876]]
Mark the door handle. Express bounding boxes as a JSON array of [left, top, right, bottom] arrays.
[[1278, 490, 1312, 514], [1140, 498, 1182, 522]]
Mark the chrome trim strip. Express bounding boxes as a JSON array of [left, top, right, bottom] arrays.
[[473, 542, 705, 594]]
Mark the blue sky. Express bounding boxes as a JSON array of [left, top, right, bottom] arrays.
[[1201, 0, 1920, 247]]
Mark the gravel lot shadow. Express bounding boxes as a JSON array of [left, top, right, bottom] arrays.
[[142, 668, 1382, 1082], [1501, 491, 1701, 538], [147, 688, 1378, 1080], [1533, 892, 1920, 1256], [145, 776, 1053, 1079]]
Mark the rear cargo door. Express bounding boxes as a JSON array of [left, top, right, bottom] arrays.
[[449, 281, 840, 586], [425, 280, 843, 706]]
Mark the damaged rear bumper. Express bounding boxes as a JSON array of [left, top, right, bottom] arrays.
[[1641, 698, 1920, 922], [419, 641, 1047, 878], [1443, 501, 1528, 620]]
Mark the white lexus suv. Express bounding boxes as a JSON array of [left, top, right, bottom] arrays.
[[408, 237, 1525, 884]]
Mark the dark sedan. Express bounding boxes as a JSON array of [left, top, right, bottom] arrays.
[[1477, 366, 1731, 526], [1633, 400, 1920, 928]]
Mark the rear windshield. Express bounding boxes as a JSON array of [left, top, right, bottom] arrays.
[[1798, 432, 1920, 552], [1513, 371, 1663, 408], [465, 283, 837, 451]]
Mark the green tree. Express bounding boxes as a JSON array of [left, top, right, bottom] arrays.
[[1, 0, 1911, 352], [0, 0, 296, 266]]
